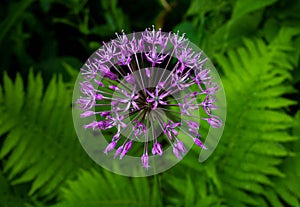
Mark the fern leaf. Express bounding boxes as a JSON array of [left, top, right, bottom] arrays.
[[264, 111, 300, 207], [232, 0, 278, 21], [165, 27, 299, 207], [0, 169, 26, 207], [213, 27, 299, 206], [0, 70, 92, 199], [165, 172, 225, 207], [52, 169, 160, 207]]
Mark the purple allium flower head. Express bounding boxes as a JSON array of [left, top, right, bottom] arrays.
[[76, 27, 223, 169]]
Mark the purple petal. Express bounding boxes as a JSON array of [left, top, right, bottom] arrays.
[[104, 141, 117, 154], [94, 79, 103, 86], [152, 101, 158, 110], [123, 140, 133, 151], [145, 89, 155, 98], [190, 92, 199, 97], [158, 100, 167, 105], [120, 140, 132, 160], [141, 153, 149, 169], [109, 85, 119, 90], [173, 147, 182, 160], [111, 101, 119, 106], [195, 69, 211, 85], [112, 133, 120, 141], [83, 121, 99, 130], [114, 146, 123, 158], [132, 101, 140, 110], [167, 131, 172, 140], [95, 94, 103, 100], [203, 116, 222, 128], [172, 129, 178, 136], [158, 82, 165, 89], [80, 111, 95, 118], [145, 68, 151, 78], [104, 71, 118, 80], [171, 122, 181, 128], [188, 121, 199, 130], [124, 73, 135, 84], [194, 138, 207, 149], [160, 91, 170, 99], [175, 140, 186, 153], [152, 142, 163, 156], [100, 111, 110, 117]]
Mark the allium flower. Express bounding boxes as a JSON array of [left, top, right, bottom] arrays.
[[77, 26, 222, 169]]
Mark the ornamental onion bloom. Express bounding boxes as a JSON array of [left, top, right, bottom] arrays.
[[76, 26, 222, 169]]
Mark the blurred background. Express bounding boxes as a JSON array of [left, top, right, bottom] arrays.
[[0, 0, 300, 206]]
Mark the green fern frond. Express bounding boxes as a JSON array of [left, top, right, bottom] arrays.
[[213, 27, 299, 207], [264, 111, 300, 207], [0, 70, 92, 199], [0, 169, 26, 207], [165, 173, 227, 207], [52, 169, 161, 207], [165, 27, 299, 207]]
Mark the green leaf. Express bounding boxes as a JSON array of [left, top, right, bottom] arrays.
[[166, 27, 300, 207], [0, 72, 92, 199], [52, 169, 160, 207], [0, 0, 35, 43], [214, 28, 299, 206], [232, 0, 278, 21]]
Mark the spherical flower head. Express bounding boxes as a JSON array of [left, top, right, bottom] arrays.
[[74, 27, 225, 173]]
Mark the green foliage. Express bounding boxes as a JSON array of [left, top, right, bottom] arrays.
[[51, 169, 161, 207], [179, 0, 300, 59], [0, 169, 28, 207], [264, 111, 300, 207], [231, 0, 278, 20], [214, 28, 299, 207], [0, 0, 35, 44], [0, 71, 92, 201], [163, 27, 300, 207]]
